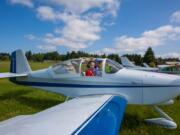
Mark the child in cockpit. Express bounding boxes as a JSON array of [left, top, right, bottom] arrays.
[[86, 61, 96, 76]]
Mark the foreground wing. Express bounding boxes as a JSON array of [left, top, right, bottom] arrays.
[[0, 73, 28, 78], [0, 95, 127, 135]]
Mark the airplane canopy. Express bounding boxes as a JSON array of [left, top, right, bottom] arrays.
[[51, 58, 123, 75]]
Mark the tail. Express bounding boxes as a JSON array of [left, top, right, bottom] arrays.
[[143, 63, 150, 68], [120, 57, 135, 67], [10, 49, 31, 73]]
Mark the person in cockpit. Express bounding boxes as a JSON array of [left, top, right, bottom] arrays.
[[86, 61, 96, 76], [95, 61, 102, 76]]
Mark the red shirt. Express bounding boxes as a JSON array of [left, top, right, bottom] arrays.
[[86, 69, 94, 76]]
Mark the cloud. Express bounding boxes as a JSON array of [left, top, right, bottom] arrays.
[[9, 0, 121, 51], [34, 0, 120, 51], [36, 6, 57, 21], [170, 10, 180, 24], [37, 45, 57, 52], [157, 52, 180, 59], [99, 25, 180, 54], [43, 0, 120, 16], [24, 34, 36, 40], [61, 18, 101, 42], [35, 10, 102, 50], [9, 0, 33, 8]]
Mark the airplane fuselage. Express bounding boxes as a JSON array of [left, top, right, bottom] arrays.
[[12, 68, 180, 105]]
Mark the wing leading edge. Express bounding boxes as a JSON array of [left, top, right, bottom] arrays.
[[0, 95, 127, 135], [0, 73, 28, 78]]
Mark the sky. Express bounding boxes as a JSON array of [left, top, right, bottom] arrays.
[[0, 0, 180, 58]]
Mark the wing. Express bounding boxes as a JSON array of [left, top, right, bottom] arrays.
[[0, 95, 127, 135], [0, 73, 28, 78]]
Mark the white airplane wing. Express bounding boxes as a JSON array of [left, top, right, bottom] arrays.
[[0, 95, 127, 135], [0, 73, 28, 78]]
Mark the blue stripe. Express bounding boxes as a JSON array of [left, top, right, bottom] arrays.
[[14, 81, 180, 88], [10, 51, 16, 73], [72, 96, 127, 135]]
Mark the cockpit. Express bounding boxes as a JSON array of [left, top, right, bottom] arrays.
[[51, 58, 122, 76]]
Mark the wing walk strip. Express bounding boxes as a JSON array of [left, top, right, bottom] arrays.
[[0, 73, 27, 78], [0, 95, 127, 135]]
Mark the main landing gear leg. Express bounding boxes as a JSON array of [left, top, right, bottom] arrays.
[[145, 105, 177, 129]]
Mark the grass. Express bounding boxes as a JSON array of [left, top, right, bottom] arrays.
[[0, 61, 180, 135]]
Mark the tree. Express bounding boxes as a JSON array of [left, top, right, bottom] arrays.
[[25, 51, 32, 60], [143, 47, 156, 67], [107, 54, 120, 63], [44, 51, 60, 61], [0, 53, 10, 61], [32, 53, 44, 62]]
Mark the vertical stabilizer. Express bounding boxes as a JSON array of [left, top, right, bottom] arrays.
[[10, 50, 31, 73], [143, 63, 150, 68], [120, 57, 135, 67]]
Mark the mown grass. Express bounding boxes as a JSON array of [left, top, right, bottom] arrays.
[[0, 61, 180, 135]]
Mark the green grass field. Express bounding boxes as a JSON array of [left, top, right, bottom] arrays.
[[0, 61, 180, 135]]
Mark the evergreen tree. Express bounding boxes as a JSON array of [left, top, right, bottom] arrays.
[[143, 47, 156, 67], [107, 54, 120, 63], [25, 51, 32, 60]]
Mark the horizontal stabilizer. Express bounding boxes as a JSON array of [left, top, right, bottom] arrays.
[[0, 73, 28, 78]]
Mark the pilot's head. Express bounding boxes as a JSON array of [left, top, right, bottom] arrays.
[[88, 61, 96, 69]]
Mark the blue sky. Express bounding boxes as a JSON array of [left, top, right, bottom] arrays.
[[0, 0, 180, 58]]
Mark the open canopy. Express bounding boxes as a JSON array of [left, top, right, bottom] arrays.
[[51, 58, 123, 75]]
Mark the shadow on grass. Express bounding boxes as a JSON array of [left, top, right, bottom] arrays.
[[121, 113, 145, 130], [17, 96, 63, 111]]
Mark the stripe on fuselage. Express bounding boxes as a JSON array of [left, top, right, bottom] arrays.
[[13, 81, 180, 88]]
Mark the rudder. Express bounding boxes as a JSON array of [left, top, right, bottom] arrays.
[[10, 50, 31, 73]]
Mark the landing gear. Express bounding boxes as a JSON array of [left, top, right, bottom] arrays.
[[145, 106, 177, 129]]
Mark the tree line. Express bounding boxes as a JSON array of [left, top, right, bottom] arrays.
[[0, 47, 179, 67]]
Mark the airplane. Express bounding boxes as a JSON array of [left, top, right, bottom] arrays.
[[120, 56, 159, 72], [0, 50, 180, 135]]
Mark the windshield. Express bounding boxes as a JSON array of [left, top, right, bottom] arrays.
[[52, 59, 81, 74], [105, 59, 122, 74]]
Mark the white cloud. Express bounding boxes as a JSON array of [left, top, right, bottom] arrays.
[[170, 10, 180, 24], [37, 45, 57, 52], [99, 25, 180, 54], [158, 53, 180, 59], [62, 18, 101, 42], [43, 0, 120, 16], [37, 33, 87, 50], [36, 6, 57, 21], [35, 11, 102, 50], [9, 0, 33, 8], [34, 0, 119, 51], [24, 34, 36, 40], [10, 0, 121, 51]]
